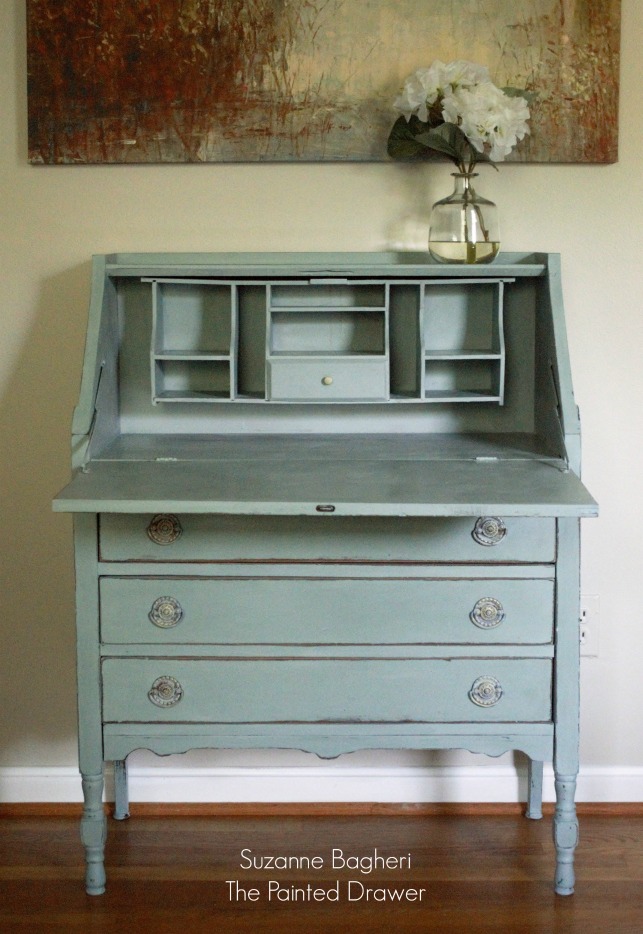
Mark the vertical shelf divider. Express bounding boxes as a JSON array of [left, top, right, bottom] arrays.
[[495, 281, 507, 404], [230, 283, 239, 401], [419, 281, 427, 400], [150, 279, 161, 403]]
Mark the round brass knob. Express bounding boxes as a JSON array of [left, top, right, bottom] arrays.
[[321, 376, 333, 386], [147, 514, 182, 545], [472, 516, 507, 546], [149, 596, 184, 629], [469, 676, 503, 707], [470, 597, 505, 629], [148, 676, 184, 708]]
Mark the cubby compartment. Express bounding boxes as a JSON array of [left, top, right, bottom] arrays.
[[150, 279, 236, 402], [152, 280, 233, 354], [236, 285, 267, 400], [424, 356, 504, 401], [153, 358, 231, 401], [389, 284, 422, 398], [268, 310, 386, 356], [269, 283, 386, 309], [422, 280, 507, 403]]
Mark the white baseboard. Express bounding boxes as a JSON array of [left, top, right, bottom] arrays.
[[1, 765, 642, 804]]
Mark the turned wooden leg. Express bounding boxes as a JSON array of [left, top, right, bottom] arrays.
[[113, 759, 130, 821], [552, 520, 581, 895], [525, 759, 544, 820], [553, 773, 579, 895], [80, 771, 107, 895]]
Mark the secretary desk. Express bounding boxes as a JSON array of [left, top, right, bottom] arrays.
[[53, 251, 597, 895]]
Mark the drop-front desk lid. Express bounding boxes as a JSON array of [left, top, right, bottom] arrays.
[[53, 434, 598, 518]]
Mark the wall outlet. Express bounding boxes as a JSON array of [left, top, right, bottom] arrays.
[[580, 594, 600, 657]]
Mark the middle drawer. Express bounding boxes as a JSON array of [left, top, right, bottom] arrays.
[[100, 576, 553, 645]]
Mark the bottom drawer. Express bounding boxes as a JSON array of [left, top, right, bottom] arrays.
[[102, 658, 552, 724]]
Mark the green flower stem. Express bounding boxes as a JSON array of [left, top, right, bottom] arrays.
[[460, 174, 491, 255]]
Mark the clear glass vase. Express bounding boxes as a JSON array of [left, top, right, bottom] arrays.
[[428, 173, 500, 264]]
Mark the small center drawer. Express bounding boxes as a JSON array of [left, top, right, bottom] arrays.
[[99, 514, 556, 563], [100, 576, 554, 645], [101, 658, 553, 724], [267, 357, 388, 401]]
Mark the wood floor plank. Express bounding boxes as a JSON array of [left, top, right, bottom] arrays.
[[0, 813, 641, 933]]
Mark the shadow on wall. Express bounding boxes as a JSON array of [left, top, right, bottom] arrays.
[[0, 261, 91, 764]]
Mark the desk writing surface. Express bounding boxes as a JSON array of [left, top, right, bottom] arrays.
[[53, 437, 596, 516]]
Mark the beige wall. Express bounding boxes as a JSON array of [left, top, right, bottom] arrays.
[[1, 1, 641, 797]]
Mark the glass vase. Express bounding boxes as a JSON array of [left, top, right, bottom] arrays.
[[428, 173, 500, 264]]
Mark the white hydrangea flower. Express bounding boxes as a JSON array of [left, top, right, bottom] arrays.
[[393, 74, 431, 121], [486, 103, 530, 160], [394, 60, 492, 122], [441, 60, 490, 91], [391, 60, 530, 167], [393, 63, 445, 121], [442, 82, 530, 161]]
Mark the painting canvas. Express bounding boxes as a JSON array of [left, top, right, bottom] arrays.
[[27, 1, 620, 164]]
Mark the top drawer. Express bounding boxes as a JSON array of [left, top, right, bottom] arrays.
[[99, 514, 555, 563]]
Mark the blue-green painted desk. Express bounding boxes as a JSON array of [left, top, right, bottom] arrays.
[[54, 252, 597, 895]]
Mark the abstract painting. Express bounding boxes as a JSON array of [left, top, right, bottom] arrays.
[[27, 1, 621, 164]]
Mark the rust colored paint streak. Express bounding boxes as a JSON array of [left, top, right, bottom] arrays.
[[27, 0, 291, 163]]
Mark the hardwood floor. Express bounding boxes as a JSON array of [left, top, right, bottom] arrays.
[[0, 805, 641, 933]]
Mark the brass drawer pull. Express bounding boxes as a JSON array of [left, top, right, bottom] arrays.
[[470, 597, 505, 629], [148, 676, 184, 708], [472, 516, 507, 546], [469, 676, 504, 707], [148, 596, 184, 629], [321, 376, 333, 386], [147, 514, 183, 545]]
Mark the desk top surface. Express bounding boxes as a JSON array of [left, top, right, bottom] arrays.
[[53, 434, 597, 517]]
